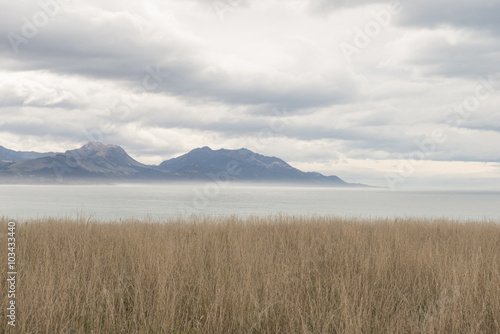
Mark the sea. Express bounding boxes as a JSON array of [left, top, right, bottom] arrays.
[[1, 184, 499, 222]]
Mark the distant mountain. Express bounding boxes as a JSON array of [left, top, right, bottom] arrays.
[[0, 142, 368, 186], [158, 146, 349, 185], [0, 145, 55, 162], [0, 142, 163, 182]]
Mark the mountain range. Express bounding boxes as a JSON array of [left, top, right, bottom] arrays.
[[0, 142, 367, 186], [0, 145, 55, 162]]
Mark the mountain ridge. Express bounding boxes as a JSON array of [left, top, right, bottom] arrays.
[[0, 142, 368, 186], [0, 145, 56, 163]]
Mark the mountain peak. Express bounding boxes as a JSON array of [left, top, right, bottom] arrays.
[[2, 141, 157, 180], [67, 142, 121, 156], [82, 141, 106, 148], [80, 141, 116, 150], [156, 146, 350, 185], [193, 146, 212, 152]]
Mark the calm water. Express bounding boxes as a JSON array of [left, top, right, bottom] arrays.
[[0, 184, 499, 221]]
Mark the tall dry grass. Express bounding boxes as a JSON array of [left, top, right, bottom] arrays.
[[1, 216, 500, 333]]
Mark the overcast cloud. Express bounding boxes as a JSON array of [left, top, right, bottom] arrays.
[[1, 0, 499, 187]]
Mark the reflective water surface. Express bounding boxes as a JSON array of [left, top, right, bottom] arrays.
[[1, 184, 499, 221]]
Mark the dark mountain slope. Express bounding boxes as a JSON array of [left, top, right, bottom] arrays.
[[158, 146, 348, 185], [0, 145, 55, 162], [1, 142, 163, 181]]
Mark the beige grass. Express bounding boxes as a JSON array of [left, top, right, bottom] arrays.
[[1, 216, 500, 333]]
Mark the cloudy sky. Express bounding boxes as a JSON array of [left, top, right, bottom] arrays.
[[1, 0, 499, 188]]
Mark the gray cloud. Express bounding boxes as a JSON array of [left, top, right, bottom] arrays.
[[0, 0, 499, 183], [383, 30, 500, 79], [0, 3, 359, 111], [395, 0, 500, 33], [307, 0, 500, 33], [307, 0, 381, 12]]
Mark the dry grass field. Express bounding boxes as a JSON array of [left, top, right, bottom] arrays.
[[1, 216, 500, 333]]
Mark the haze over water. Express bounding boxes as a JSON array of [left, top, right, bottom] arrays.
[[1, 184, 499, 222]]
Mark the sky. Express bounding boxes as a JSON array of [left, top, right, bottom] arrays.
[[0, 0, 499, 188]]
